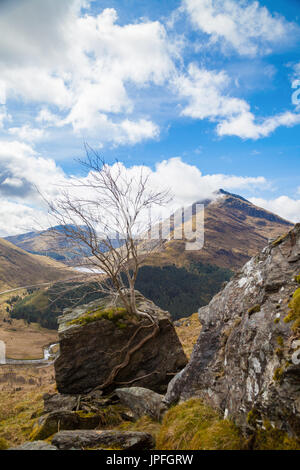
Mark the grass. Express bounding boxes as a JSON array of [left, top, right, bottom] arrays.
[[156, 399, 245, 450], [175, 313, 201, 359], [0, 364, 56, 447], [0, 386, 55, 447], [117, 416, 161, 440]]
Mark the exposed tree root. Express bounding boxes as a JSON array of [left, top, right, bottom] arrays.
[[92, 318, 159, 391]]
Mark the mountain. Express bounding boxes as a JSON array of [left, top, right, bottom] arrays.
[[5, 191, 293, 322], [6, 192, 292, 271], [4, 225, 88, 263], [0, 237, 75, 291], [5, 225, 123, 263], [144, 190, 293, 271]]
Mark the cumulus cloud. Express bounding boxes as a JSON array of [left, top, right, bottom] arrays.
[[0, 199, 50, 237], [249, 196, 300, 223], [0, 140, 268, 236], [218, 110, 300, 140], [0, 1, 176, 145], [8, 125, 46, 142], [182, 0, 299, 56], [174, 64, 300, 139]]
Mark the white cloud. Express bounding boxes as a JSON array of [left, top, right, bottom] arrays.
[[182, 0, 298, 56], [218, 110, 300, 140], [0, 141, 268, 236], [8, 125, 46, 142], [0, 140, 65, 204], [174, 64, 248, 120], [0, 1, 177, 146], [249, 196, 300, 223], [174, 64, 300, 139], [150, 157, 266, 210], [0, 199, 50, 237], [0, 106, 10, 128]]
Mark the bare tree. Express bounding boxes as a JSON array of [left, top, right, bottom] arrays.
[[45, 147, 171, 325]]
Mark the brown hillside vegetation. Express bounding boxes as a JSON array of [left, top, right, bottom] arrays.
[[144, 192, 293, 271], [0, 238, 75, 291]]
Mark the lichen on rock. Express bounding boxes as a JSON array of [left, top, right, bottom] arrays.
[[164, 224, 300, 439]]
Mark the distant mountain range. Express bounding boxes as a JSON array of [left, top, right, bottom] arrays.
[[5, 224, 123, 263], [0, 237, 74, 291], [3, 191, 293, 321], [5, 191, 292, 271]]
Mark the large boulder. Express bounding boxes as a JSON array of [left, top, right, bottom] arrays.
[[115, 387, 167, 421], [164, 224, 300, 438], [52, 430, 155, 450], [54, 291, 187, 394]]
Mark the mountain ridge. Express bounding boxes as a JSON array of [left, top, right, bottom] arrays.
[[0, 237, 75, 291]]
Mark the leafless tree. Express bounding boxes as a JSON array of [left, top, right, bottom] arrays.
[[45, 147, 172, 325]]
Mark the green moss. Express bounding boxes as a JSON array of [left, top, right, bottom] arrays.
[[247, 409, 261, 429], [277, 336, 284, 347], [275, 348, 284, 358], [96, 405, 125, 428], [253, 421, 300, 450], [283, 287, 300, 332], [274, 317, 280, 324], [68, 307, 132, 327], [273, 367, 284, 383], [271, 234, 288, 247], [248, 304, 261, 315], [0, 437, 9, 450], [156, 398, 245, 450], [294, 274, 300, 284], [75, 411, 98, 419]]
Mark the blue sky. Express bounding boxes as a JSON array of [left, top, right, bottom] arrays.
[[0, 0, 299, 236]]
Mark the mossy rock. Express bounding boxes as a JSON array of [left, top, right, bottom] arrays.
[[247, 304, 261, 315], [67, 307, 135, 328], [271, 234, 288, 247], [273, 367, 284, 383], [284, 287, 300, 332], [253, 421, 300, 450], [30, 410, 101, 441]]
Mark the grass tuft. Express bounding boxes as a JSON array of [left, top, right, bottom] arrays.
[[156, 398, 245, 450]]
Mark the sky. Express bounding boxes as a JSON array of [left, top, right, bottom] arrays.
[[0, 0, 299, 236]]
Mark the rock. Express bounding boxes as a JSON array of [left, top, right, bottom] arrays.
[[9, 441, 57, 450], [30, 410, 101, 440], [115, 387, 168, 421], [54, 291, 187, 394], [52, 430, 155, 450], [164, 224, 300, 438], [43, 393, 78, 413]]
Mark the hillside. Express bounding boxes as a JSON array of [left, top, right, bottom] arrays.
[[5, 226, 86, 262], [145, 190, 293, 271], [5, 191, 293, 324], [6, 192, 292, 272], [0, 238, 75, 291]]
